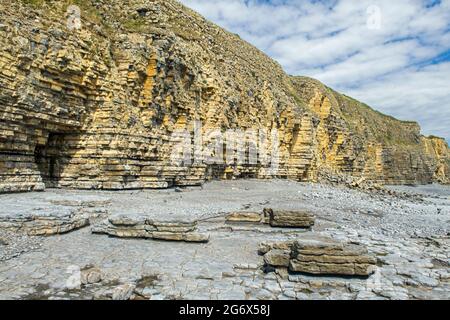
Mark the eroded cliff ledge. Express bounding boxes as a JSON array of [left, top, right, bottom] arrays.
[[0, 0, 448, 193]]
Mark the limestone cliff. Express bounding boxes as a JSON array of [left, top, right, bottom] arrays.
[[0, 0, 448, 192], [288, 77, 449, 185]]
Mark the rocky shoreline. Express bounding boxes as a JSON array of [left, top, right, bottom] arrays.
[[0, 180, 448, 300]]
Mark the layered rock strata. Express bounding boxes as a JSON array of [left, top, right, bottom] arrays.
[[225, 212, 262, 223], [0, 211, 89, 236], [0, 0, 448, 194], [263, 209, 315, 228], [290, 240, 377, 276], [226, 209, 315, 228], [92, 214, 210, 243], [262, 239, 377, 277]]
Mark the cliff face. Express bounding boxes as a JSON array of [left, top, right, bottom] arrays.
[[289, 77, 449, 185], [0, 0, 448, 192]]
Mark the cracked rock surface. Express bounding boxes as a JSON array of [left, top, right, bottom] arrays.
[[0, 180, 448, 300]]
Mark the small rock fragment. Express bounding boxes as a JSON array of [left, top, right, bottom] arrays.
[[95, 215, 209, 243], [226, 211, 262, 223], [264, 249, 290, 267], [80, 266, 102, 285]]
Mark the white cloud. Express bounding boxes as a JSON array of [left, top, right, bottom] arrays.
[[180, 0, 450, 142], [346, 61, 450, 140]]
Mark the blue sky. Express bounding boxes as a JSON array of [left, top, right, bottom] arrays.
[[180, 0, 450, 142]]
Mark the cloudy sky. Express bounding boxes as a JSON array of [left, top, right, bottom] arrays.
[[180, 0, 450, 142]]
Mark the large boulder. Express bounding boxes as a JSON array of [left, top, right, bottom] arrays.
[[262, 238, 377, 277], [263, 209, 315, 228]]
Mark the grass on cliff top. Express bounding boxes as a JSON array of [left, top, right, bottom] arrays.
[[167, 15, 202, 41], [20, 0, 45, 7], [19, 0, 103, 26], [71, 0, 103, 25], [122, 16, 148, 33], [18, 0, 116, 37], [20, 0, 163, 35], [290, 76, 423, 147], [339, 92, 417, 125], [334, 90, 421, 146]]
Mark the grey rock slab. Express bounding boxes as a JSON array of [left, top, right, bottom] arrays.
[[0, 180, 448, 300]]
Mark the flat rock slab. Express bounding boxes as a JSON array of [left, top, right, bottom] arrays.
[[0, 193, 110, 236], [0, 181, 448, 300], [93, 214, 210, 243], [263, 209, 315, 228], [225, 212, 262, 223], [0, 211, 89, 236], [290, 239, 377, 276], [263, 237, 377, 277], [264, 249, 291, 267]]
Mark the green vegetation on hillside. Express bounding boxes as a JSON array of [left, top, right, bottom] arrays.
[[122, 16, 148, 33], [20, 0, 45, 7], [290, 76, 422, 147]]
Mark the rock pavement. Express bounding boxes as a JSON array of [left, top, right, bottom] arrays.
[[0, 180, 448, 300], [0, 0, 448, 194]]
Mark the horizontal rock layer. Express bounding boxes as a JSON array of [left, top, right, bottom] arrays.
[[92, 214, 210, 243], [0, 211, 89, 236], [263, 239, 377, 277], [263, 209, 315, 228], [225, 212, 262, 223], [290, 240, 377, 276], [226, 209, 316, 228], [0, 0, 448, 193]]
